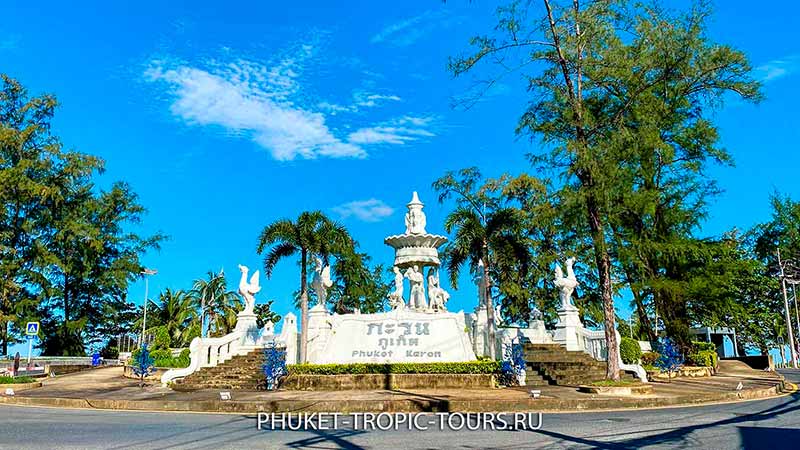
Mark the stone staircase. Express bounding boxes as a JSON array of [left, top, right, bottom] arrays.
[[171, 349, 265, 391], [524, 343, 636, 386]]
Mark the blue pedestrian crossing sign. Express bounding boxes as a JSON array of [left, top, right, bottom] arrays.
[[25, 322, 39, 336]]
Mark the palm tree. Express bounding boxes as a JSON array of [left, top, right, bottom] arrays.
[[149, 288, 196, 346], [191, 270, 241, 338], [443, 205, 529, 359], [257, 211, 351, 363]]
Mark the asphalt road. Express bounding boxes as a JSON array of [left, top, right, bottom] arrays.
[[1, 370, 798, 450]]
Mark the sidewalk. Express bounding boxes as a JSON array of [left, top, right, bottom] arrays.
[[0, 361, 791, 414]]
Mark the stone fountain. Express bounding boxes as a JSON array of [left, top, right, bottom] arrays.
[[384, 192, 450, 312], [299, 191, 475, 364]]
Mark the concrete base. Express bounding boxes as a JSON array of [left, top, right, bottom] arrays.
[[282, 373, 495, 390], [234, 313, 260, 347], [552, 306, 582, 351]]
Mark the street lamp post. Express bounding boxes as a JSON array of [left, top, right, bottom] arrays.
[[140, 268, 157, 347], [776, 249, 798, 369]]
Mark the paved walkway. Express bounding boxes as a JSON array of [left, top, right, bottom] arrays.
[[1, 361, 790, 413]]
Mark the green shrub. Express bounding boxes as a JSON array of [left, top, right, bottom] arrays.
[[130, 346, 190, 368], [692, 341, 716, 352], [641, 351, 660, 366], [686, 350, 718, 368], [288, 361, 501, 375], [620, 337, 642, 364], [0, 376, 36, 384], [152, 327, 171, 351], [149, 349, 172, 361]]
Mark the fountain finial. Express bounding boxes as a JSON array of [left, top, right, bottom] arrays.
[[404, 191, 427, 234]]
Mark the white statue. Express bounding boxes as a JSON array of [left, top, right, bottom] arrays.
[[388, 266, 405, 310], [427, 268, 450, 312], [310, 256, 333, 305], [553, 257, 578, 310], [405, 265, 426, 310], [404, 191, 427, 235], [237, 264, 261, 315]]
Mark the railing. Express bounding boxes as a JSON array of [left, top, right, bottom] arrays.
[[577, 328, 608, 361], [161, 331, 245, 385]]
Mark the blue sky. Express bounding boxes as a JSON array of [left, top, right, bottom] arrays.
[[2, 1, 799, 348]]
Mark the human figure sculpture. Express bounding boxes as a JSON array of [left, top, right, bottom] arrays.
[[427, 268, 450, 312], [310, 256, 333, 305], [553, 257, 578, 310], [405, 265, 426, 310], [388, 266, 405, 310], [237, 264, 261, 315], [404, 192, 427, 235]]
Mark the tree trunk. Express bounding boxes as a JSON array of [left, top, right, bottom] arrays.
[[1, 286, 7, 355], [1, 319, 6, 356], [63, 276, 71, 352], [299, 249, 308, 363], [632, 289, 656, 342], [483, 256, 497, 360], [586, 195, 621, 380]]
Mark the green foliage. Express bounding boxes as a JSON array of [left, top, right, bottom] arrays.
[[447, 0, 761, 373], [149, 348, 171, 361], [686, 350, 718, 368], [641, 351, 660, 367], [137, 290, 197, 347], [134, 347, 190, 368], [152, 327, 171, 351], [256, 211, 380, 362], [0, 75, 163, 355], [0, 376, 36, 384], [620, 337, 642, 364], [288, 361, 501, 375], [692, 341, 716, 352], [254, 301, 281, 329], [191, 269, 241, 338]]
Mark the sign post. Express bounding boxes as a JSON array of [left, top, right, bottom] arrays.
[[25, 322, 39, 365]]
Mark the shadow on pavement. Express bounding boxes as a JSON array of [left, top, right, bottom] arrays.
[[738, 426, 800, 450], [529, 391, 800, 449]]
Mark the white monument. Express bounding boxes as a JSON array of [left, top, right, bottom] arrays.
[[310, 256, 333, 305], [552, 257, 583, 351], [234, 265, 261, 346], [304, 191, 475, 364]]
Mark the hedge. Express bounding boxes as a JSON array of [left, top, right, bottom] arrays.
[[287, 361, 502, 375], [0, 376, 36, 384], [686, 350, 718, 368], [620, 337, 642, 364], [692, 341, 716, 352], [641, 351, 660, 367], [130, 347, 190, 369]]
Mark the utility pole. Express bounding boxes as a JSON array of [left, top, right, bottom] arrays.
[[139, 268, 158, 347], [777, 249, 798, 369]]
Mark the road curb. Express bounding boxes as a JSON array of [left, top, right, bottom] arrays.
[[0, 379, 789, 414]]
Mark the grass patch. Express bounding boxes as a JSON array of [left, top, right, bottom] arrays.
[[0, 376, 37, 384], [590, 379, 641, 387]]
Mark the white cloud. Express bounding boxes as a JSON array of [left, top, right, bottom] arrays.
[[144, 53, 433, 161], [333, 199, 394, 222], [371, 10, 463, 47], [348, 116, 435, 145], [755, 56, 799, 83], [318, 91, 401, 115]]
